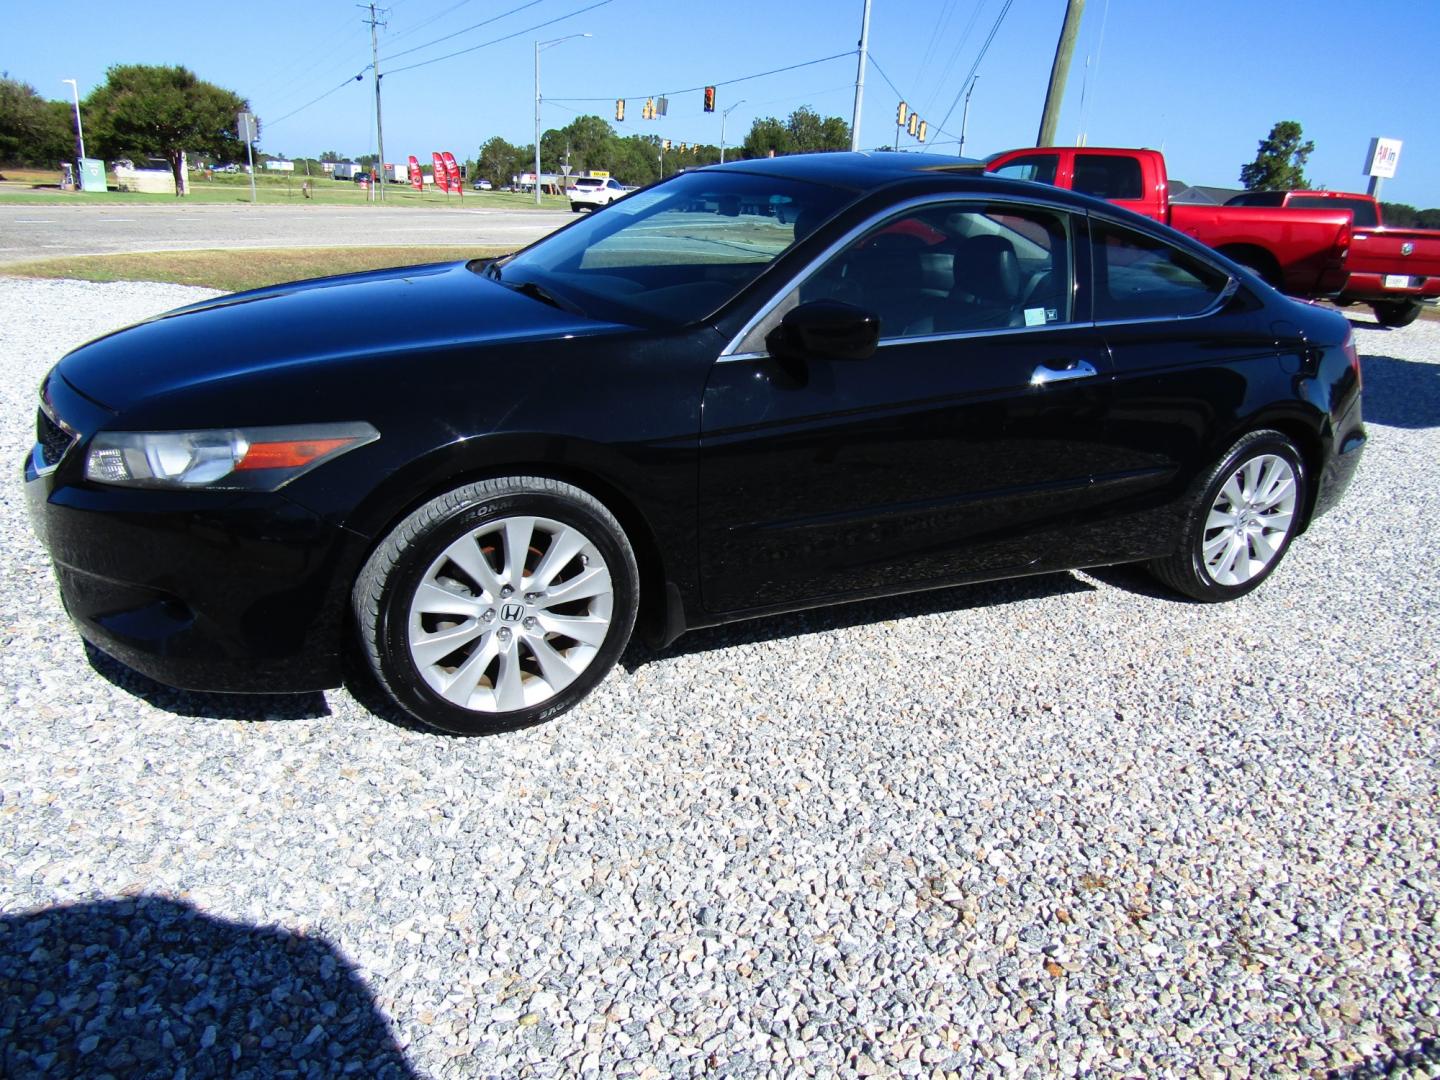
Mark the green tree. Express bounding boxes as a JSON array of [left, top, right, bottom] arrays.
[[0, 76, 73, 166], [742, 116, 792, 159], [1239, 120, 1314, 191], [84, 64, 249, 195], [477, 135, 524, 188], [1379, 202, 1418, 227], [1417, 208, 1440, 230]]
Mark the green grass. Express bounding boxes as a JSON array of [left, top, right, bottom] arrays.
[[3, 246, 514, 293], [0, 168, 570, 209]]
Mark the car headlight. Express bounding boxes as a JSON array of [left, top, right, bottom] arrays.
[[84, 422, 379, 491]]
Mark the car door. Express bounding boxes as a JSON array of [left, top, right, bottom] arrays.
[[697, 197, 1115, 614], [1075, 214, 1284, 563]]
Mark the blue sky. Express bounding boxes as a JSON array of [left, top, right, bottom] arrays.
[[10, 0, 1440, 206]]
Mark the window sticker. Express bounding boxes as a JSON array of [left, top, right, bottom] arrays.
[[1024, 307, 1047, 327]]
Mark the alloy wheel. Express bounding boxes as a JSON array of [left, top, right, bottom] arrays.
[[406, 515, 613, 712], [1200, 453, 1298, 587]]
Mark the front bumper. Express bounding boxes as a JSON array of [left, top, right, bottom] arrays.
[[25, 451, 358, 694]]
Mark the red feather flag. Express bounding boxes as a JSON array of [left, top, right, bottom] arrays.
[[407, 156, 423, 192], [442, 152, 461, 197], [431, 152, 448, 193]]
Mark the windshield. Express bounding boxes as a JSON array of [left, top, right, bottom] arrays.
[[489, 170, 852, 327]]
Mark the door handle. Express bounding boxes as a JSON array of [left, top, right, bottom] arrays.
[[1030, 358, 1098, 386]]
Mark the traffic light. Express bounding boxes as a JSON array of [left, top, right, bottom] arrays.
[[616, 99, 625, 121], [704, 86, 716, 113], [644, 98, 655, 120], [917, 120, 928, 143], [907, 112, 919, 137], [897, 101, 908, 127], [662, 139, 671, 151]]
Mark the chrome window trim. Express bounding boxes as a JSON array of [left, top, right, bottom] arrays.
[[1085, 210, 1240, 327], [718, 192, 1081, 362]]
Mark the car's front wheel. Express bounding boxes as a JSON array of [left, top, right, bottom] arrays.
[[1149, 431, 1306, 602], [353, 477, 638, 734]]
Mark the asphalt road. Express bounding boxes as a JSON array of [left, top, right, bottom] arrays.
[[0, 203, 575, 265]]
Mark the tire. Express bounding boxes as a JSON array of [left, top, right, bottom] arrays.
[[1148, 431, 1307, 602], [570, 202, 583, 213], [1372, 300, 1422, 328], [353, 476, 639, 735]]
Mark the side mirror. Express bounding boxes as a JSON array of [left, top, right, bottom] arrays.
[[770, 300, 880, 361]]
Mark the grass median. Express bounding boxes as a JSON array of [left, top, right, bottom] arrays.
[[3, 246, 515, 293]]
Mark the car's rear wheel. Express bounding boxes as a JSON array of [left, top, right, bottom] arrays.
[[353, 477, 638, 734], [1372, 300, 1422, 328], [1149, 431, 1306, 602]]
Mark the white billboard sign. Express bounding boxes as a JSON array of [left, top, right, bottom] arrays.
[[1363, 137, 1402, 179]]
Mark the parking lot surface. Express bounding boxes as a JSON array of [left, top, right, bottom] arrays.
[[1, 277, 1437, 1078], [0, 204, 573, 265]]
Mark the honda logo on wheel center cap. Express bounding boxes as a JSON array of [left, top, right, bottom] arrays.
[[500, 602, 525, 623]]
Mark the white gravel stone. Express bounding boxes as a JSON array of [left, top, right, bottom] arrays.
[[0, 277, 1438, 1078]]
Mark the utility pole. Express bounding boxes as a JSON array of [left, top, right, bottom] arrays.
[[535, 34, 591, 206], [1037, 0, 1084, 147], [61, 79, 86, 163], [720, 100, 745, 164], [958, 76, 979, 156], [361, 4, 388, 202], [850, 0, 873, 152]]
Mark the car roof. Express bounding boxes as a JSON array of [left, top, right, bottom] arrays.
[[703, 150, 984, 190]]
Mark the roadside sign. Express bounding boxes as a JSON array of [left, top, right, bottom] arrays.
[[78, 158, 106, 193], [236, 112, 258, 144], [1363, 136, 1402, 179]]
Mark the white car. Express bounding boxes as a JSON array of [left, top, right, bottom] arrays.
[[567, 176, 628, 212]]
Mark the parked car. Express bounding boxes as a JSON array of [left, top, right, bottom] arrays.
[[472, 179, 494, 191], [986, 147, 1354, 300], [26, 152, 1366, 734], [567, 175, 629, 212], [1224, 190, 1440, 326]]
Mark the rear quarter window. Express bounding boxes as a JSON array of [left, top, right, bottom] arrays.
[[1092, 220, 1231, 321], [1073, 155, 1144, 201]]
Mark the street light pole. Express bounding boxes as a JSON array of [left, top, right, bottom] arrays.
[[719, 100, 746, 164], [61, 79, 86, 162], [958, 77, 979, 157], [849, 0, 873, 151], [535, 33, 591, 206]]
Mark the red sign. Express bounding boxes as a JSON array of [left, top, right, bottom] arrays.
[[442, 152, 461, 197], [407, 155, 423, 192], [431, 152, 448, 193]]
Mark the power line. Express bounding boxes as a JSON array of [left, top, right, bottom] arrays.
[[267, 70, 370, 127], [386, 0, 485, 45], [921, 0, 988, 118], [929, 0, 1015, 151], [867, 54, 960, 146], [382, 0, 545, 63], [546, 50, 857, 103], [385, 0, 614, 76]]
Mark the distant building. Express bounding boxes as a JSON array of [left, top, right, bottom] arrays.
[[1171, 181, 1245, 205]]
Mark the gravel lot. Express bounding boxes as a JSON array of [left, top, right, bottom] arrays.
[[1, 277, 1437, 1079]]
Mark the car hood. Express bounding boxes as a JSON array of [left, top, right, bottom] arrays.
[[55, 261, 627, 412]]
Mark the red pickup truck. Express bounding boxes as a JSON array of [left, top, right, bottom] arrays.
[[1225, 190, 1440, 327], [986, 146, 1353, 303]]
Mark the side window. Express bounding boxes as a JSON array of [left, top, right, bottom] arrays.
[[1091, 220, 1231, 321], [797, 202, 1075, 340], [990, 154, 1059, 186], [1073, 154, 1144, 201]]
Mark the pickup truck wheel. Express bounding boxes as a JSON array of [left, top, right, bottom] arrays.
[[1148, 431, 1306, 602], [353, 477, 639, 735], [1372, 300, 1422, 328]]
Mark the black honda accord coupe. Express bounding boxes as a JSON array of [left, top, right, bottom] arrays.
[[26, 152, 1366, 734]]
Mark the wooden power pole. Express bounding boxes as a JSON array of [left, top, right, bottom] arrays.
[[1037, 0, 1085, 147]]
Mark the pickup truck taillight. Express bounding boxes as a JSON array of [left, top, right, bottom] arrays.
[[1342, 330, 1362, 391]]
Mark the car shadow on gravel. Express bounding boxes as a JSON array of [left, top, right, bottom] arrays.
[[622, 571, 1094, 671], [83, 642, 332, 723], [0, 895, 417, 1078], [1351, 353, 1440, 429]]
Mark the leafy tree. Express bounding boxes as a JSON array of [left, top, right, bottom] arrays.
[[1417, 208, 1440, 230], [742, 116, 791, 159], [84, 65, 249, 195], [1239, 120, 1314, 191], [318, 150, 346, 163], [0, 76, 73, 166], [477, 135, 524, 188], [1379, 202, 1418, 227]]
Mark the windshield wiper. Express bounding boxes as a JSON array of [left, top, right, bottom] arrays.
[[509, 279, 583, 315]]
